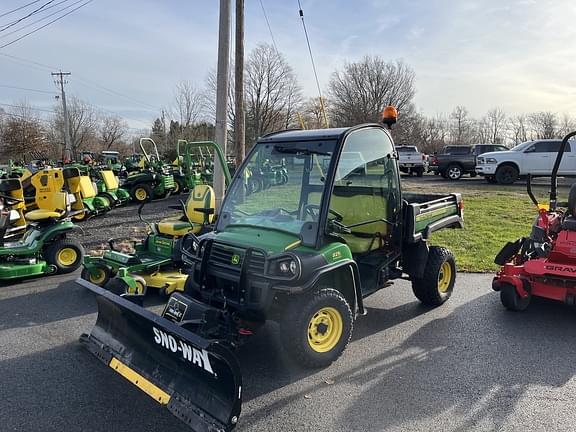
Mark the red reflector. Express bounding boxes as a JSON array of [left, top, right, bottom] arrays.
[[238, 328, 253, 335], [459, 201, 464, 210]]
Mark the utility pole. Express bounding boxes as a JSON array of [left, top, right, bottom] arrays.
[[213, 0, 231, 211], [234, 0, 245, 167], [52, 71, 72, 161]]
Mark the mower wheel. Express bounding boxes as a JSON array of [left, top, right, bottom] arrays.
[[106, 275, 147, 296], [412, 246, 456, 306], [500, 283, 530, 311], [173, 179, 184, 195], [81, 265, 111, 287], [44, 238, 84, 274], [280, 288, 353, 368], [131, 184, 152, 203]]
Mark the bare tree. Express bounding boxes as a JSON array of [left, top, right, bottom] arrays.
[[245, 43, 302, 144], [52, 96, 98, 154], [300, 97, 327, 129], [558, 113, 575, 137], [508, 114, 528, 144], [328, 57, 415, 127], [484, 108, 506, 144], [173, 80, 205, 128], [0, 101, 49, 161], [530, 112, 558, 139], [100, 114, 128, 150], [449, 106, 473, 145]]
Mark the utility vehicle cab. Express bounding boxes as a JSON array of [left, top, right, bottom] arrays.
[[217, 125, 402, 296]]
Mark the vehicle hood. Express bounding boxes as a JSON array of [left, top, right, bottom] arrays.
[[211, 225, 315, 255], [477, 150, 514, 158]]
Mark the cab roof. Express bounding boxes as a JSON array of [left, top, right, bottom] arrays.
[[259, 124, 383, 143]]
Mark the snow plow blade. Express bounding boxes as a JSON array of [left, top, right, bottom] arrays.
[[77, 278, 242, 432]]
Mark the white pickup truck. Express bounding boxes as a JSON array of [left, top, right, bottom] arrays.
[[396, 146, 426, 177], [476, 139, 576, 184]]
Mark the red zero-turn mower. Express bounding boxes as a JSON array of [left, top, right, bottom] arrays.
[[492, 131, 576, 311]]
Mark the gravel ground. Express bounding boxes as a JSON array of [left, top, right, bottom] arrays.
[[69, 195, 183, 254]]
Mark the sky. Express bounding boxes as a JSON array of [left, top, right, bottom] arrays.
[[1, 0, 576, 131]]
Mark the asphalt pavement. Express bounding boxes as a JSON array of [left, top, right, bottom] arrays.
[[2, 271, 576, 432]]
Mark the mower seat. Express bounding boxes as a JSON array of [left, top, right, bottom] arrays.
[[157, 185, 215, 237], [561, 184, 576, 231], [25, 209, 62, 221]]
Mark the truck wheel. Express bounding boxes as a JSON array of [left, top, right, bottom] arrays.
[[131, 184, 152, 203], [81, 265, 111, 287], [412, 246, 456, 306], [44, 238, 84, 274], [495, 165, 518, 185], [470, 172, 477, 178], [280, 288, 353, 368], [500, 283, 530, 311], [446, 164, 463, 180], [416, 167, 424, 177]]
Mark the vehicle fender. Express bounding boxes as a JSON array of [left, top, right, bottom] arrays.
[[38, 222, 77, 243], [274, 259, 365, 315], [401, 240, 429, 279], [496, 160, 521, 174]]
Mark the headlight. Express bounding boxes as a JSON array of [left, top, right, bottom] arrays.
[[477, 157, 484, 164], [267, 254, 300, 278], [485, 158, 498, 164]]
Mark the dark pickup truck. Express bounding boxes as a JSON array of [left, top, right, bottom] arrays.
[[429, 144, 508, 180]]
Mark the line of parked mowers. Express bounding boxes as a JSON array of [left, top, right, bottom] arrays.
[[2, 115, 576, 432]]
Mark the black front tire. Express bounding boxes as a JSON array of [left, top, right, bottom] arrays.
[[412, 246, 456, 306], [81, 265, 112, 287], [500, 284, 530, 311], [280, 288, 353, 368], [44, 238, 85, 274], [495, 165, 519, 185]]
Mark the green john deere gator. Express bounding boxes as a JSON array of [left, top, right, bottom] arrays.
[[77, 115, 463, 431]]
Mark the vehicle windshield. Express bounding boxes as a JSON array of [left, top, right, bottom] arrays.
[[219, 140, 335, 235], [511, 141, 533, 152], [396, 147, 418, 152]]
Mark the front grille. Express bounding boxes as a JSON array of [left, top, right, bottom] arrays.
[[209, 243, 266, 274]]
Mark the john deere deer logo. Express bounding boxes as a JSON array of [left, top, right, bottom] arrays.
[[231, 254, 240, 265]]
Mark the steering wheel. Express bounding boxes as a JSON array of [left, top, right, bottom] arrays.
[[303, 204, 343, 222]]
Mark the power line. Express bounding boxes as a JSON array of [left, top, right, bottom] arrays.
[[0, 0, 43, 19], [72, 77, 158, 112], [0, 0, 56, 32], [0, 102, 56, 113], [0, 0, 73, 38], [297, 0, 328, 127], [0, 83, 57, 94], [0, 0, 93, 49], [0, 51, 55, 71], [258, 0, 278, 52]]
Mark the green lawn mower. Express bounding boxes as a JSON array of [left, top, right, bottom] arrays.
[[121, 138, 175, 203], [172, 140, 230, 194], [81, 183, 219, 296], [77, 116, 464, 431], [0, 180, 84, 281]]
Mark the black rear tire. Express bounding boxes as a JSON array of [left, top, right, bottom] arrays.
[[412, 246, 456, 306], [280, 288, 353, 368], [495, 165, 519, 185], [446, 164, 463, 180], [130, 183, 153, 203], [44, 238, 84, 274], [81, 265, 111, 287], [500, 284, 530, 311]]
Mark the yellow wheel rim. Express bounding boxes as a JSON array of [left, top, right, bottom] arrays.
[[307, 307, 343, 353], [135, 280, 145, 295], [73, 211, 86, 221], [134, 188, 147, 201], [438, 261, 452, 293], [174, 182, 180, 193], [57, 247, 78, 267], [89, 268, 107, 285]]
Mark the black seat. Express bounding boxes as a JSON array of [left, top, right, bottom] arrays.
[[562, 183, 576, 231]]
